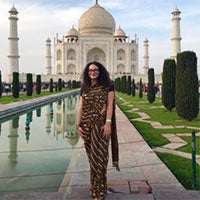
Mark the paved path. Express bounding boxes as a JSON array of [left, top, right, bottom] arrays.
[[0, 94, 200, 200], [56, 106, 200, 200]]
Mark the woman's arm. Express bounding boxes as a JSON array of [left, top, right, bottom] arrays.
[[102, 91, 114, 139], [106, 91, 114, 121]]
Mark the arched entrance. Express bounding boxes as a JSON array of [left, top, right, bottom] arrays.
[[87, 47, 106, 67]]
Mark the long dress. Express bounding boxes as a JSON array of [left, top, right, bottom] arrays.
[[80, 84, 119, 199]]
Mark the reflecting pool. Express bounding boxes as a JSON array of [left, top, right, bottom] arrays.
[[0, 93, 80, 192]]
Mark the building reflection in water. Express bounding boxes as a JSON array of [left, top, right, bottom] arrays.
[[8, 117, 19, 167], [0, 92, 80, 192], [45, 104, 51, 134], [36, 107, 41, 117], [4, 93, 80, 168], [53, 94, 79, 146]]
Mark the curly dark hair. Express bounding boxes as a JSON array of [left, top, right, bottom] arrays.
[[81, 61, 112, 92]]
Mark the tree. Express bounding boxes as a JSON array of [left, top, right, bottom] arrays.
[[0, 70, 2, 97], [162, 59, 176, 111], [36, 75, 41, 95], [121, 76, 126, 93], [114, 77, 121, 92], [118, 77, 122, 92], [54, 82, 58, 91], [132, 78, 136, 97], [26, 73, 33, 96], [139, 78, 143, 98], [72, 80, 78, 88], [126, 76, 131, 95], [12, 72, 19, 98], [147, 68, 155, 103], [176, 51, 199, 121], [58, 78, 62, 91], [50, 78, 53, 92], [68, 80, 72, 89]]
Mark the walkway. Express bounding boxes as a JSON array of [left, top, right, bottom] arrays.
[[128, 107, 200, 166], [0, 94, 200, 199]]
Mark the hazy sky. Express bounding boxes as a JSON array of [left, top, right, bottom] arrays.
[[0, 0, 199, 80]]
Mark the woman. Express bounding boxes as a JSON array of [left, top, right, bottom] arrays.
[[76, 61, 119, 200]]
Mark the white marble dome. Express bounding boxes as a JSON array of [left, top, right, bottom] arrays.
[[114, 27, 126, 37], [66, 26, 78, 37], [78, 2, 115, 35]]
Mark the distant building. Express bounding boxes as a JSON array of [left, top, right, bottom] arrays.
[[52, 1, 138, 77], [7, 6, 20, 83], [7, 1, 182, 84], [171, 7, 181, 60]]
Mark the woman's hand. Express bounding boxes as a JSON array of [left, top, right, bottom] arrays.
[[77, 126, 85, 140], [101, 123, 111, 139]]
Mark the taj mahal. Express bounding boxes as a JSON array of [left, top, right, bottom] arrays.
[[6, 0, 182, 83]]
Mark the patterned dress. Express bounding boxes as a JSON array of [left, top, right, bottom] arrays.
[[80, 84, 119, 199]]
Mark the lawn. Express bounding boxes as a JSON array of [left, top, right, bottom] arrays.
[[116, 91, 200, 190], [0, 89, 71, 104]]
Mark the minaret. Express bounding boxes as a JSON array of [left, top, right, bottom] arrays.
[[8, 119, 19, 166], [143, 38, 149, 75], [45, 37, 52, 75], [45, 104, 51, 134], [7, 6, 20, 83], [171, 7, 181, 60]]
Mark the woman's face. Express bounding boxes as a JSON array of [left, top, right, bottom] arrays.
[[88, 64, 100, 80]]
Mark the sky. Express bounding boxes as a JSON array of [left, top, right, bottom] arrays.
[[0, 0, 200, 81]]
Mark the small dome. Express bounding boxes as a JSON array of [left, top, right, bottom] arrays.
[[114, 27, 126, 37], [172, 7, 181, 15], [65, 132, 79, 147], [9, 6, 18, 14], [46, 37, 51, 42], [78, 2, 115, 35], [66, 26, 78, 37]]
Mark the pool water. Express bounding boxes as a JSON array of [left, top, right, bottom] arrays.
[[0, 93, 80, 192]]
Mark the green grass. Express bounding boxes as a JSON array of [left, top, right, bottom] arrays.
[[0, 89, 71, 104], [179, 137, 200, 154], [132, 121, 169, 147], [158, 153, 200, 190], [141, 107, 200, 127], [116, 91, 200, 190], [116, 92, 163, 108]]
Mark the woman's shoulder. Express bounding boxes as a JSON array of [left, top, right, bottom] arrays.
[[109, 83, 114, 92]]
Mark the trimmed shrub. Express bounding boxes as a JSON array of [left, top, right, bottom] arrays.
[[26, 73, 33, 96], [50, 78, 53, 93], [67, 80, 72, 89], [122, 76, 126, 93], [12, 72, 19, 98], [132, 78, 136, 97], [162, 59, 176, 111], [36, 75, 41, 95], [147, 68, 155, 103], [127, 76, 132, 95], [114, 77, 120, 92], [0, 70, 2, 97], [58, 78, 62, 91], [176, 51, 199, 121], [139, 78, 143, 98]]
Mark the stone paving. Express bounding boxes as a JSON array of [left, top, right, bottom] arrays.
[[59, 106, 188, 199]]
